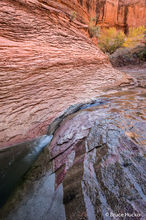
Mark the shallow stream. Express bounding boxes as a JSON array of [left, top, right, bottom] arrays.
[[0, 66, 146, 219]]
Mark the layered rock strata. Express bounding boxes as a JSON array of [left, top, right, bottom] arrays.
[[52, 0, 146, 31], [0, 84, 146, 219], [0, 0, 136, 148]]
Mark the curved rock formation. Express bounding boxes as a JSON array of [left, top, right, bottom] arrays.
[[0, 0, 136, 148], [0, 81, 146, 219]]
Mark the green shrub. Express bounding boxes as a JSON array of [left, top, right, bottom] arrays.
[[89, 25, 100, 38], [70, 11, 77, 22], [88, 17, 100, 38], [98, 28, 125, 54]]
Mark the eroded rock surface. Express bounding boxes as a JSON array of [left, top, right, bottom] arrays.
[[0, 0, 133, 148], [0, 78, 145, 219]]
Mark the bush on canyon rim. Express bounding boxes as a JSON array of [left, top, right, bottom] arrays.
[[70, 11, 77, 22], [123, 26, 146, 48], [98, 27, 125, 54], [88, 17, 100, 38]]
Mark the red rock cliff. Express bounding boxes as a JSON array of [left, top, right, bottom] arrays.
[[0, 0, 133, 148], [61, 0, 146, 32]]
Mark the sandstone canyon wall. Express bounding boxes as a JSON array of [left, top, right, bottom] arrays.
[[102, 0, 146, 31], [54, 0, 146, 32], [0, 0, 142, 148]]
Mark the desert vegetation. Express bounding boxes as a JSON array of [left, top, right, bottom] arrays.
[[70, 11, 77, 22], [123, 26, 146, 48], [98, 27, 125, 54], [88, 22, 145, 54], [93, 25, 146, 66], [88, 17, 100, 38], [97, 26, 146, 54]]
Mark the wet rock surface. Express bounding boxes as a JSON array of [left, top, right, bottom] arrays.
[[0, 135, 52, 208], [0, 67, 146, 219], [117, 64, 146, 88]]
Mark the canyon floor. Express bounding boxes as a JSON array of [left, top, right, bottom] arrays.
[[0, 65, 145, 220], [0, 0, 146, 219]]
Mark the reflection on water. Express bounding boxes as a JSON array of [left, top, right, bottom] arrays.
[[53, 86, 146, 219], [105, 88, 146, 151]]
